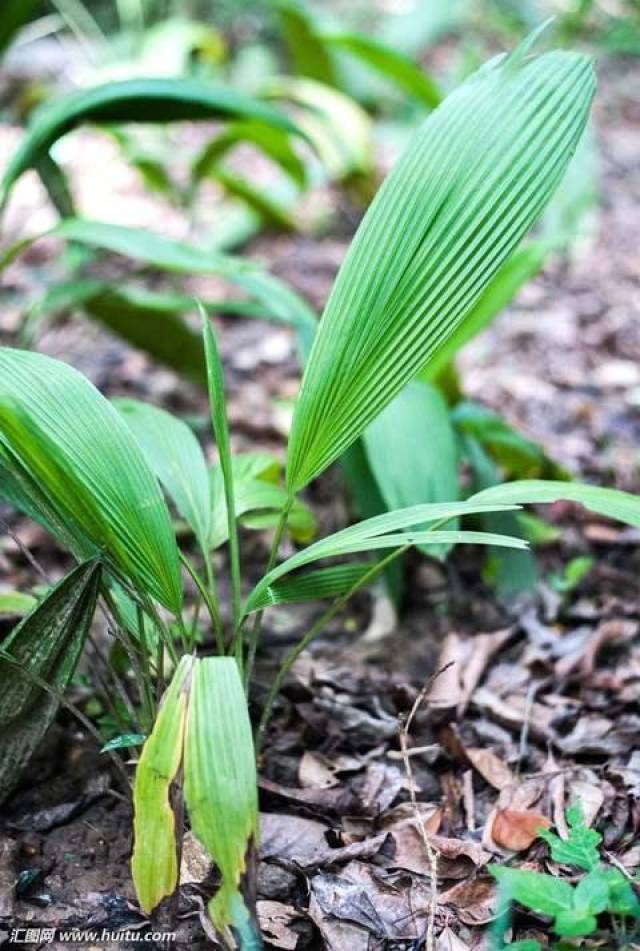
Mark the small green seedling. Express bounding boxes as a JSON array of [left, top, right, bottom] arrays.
[[4, 30, 638, 951], [491, 803, 640, 948]]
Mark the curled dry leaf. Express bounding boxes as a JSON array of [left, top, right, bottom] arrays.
[[490, 808, 550, 852], [298, 751, 339, 790], [465, 747, 514, 791], [427, 629, 514, 717]]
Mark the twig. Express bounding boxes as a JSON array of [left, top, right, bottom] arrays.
[[0, 517, 51, 582], [397, 663, 453, 951]]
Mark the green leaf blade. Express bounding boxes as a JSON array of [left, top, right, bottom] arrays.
[[184, 657, 259, 941], [0, 348, 182, 612], [286, 44, 595, 492]]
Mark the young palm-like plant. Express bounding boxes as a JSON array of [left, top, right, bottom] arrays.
[[4, 32, 639, 951]]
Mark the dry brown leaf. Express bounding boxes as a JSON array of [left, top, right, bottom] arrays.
[[298, 751, 339, 790], [491, 808, 550, 851], [440, 876, 497, 924], [179, 831, 212, 885], [427, 629, 513, 716], [465, 747, 514, 790], [257, 900, 301, 950], [436, 926, 470, 950]]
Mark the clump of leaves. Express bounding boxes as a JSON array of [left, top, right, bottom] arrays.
[[5, 28, 640, 951], [491, 804, 640, 948]]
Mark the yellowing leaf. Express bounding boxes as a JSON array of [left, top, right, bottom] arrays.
[[132, 656, 193, 914]]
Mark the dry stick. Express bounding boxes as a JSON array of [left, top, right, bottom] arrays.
[[256, 546, 409, 749], [0, 648, 131, 795], [0, 517, 51, 582], [398, 663, 454, 951]]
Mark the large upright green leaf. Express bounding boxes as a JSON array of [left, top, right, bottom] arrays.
[[285, 40, 595, 492], [0, 349, 182, 612], [115, 399, 212, 553], [184, 657, 260, 944], [419, 240, 551, 385], [0, 560, 101, 802], [132, 655, 192, 915], [363, 381, 458, 556], [1, 78, 301, 201], [470, 480, 640, 528]]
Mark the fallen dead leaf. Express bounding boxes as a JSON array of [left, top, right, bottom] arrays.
[[299, 751, 339, 790], [465, 747, 514, 791], [257, 900, 302, 950], [490, 808, 550, 852], [440, 875, 497, 924]]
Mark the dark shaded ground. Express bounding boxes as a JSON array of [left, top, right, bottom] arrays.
[[0, 55, 639, 951]]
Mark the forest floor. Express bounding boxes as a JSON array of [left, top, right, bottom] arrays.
[[0, 53, 639, 951]]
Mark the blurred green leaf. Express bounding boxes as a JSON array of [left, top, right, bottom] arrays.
[[364, 381, 458, 557], [0, 592, 38, 617], [539, 802, 602, 871], [324, 32, 442, 107], [2, 77, 302, 202]]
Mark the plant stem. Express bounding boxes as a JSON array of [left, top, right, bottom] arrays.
[[136, 604, 156, 729], [180, 550, 225, 655], [256, 545, 408, 749], [242, 498, 293, 689]]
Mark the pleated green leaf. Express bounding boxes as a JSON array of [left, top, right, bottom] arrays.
[[470, 480, 640, 528], [1, 77, 300, 201], [250, 562, 372, 612], [286, 40, 595, 492], [244, 499, 526, 614], [132, 655, 192, 915], [0, 560, 101, 803], [0, 349, 182, 613], [363, 381, 458, 556], [419, 240, 551, 385], [184, 657, 260, 943], [115, 399, 212, 552]]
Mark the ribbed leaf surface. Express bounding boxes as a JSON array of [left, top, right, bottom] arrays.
[[243, 499, 526, 614], [0, 349, 182, 612], [286, 42, 595, 492], [184, 657, 259, 941], [0, 560, 101, 802], [115, 399, 212, 552]]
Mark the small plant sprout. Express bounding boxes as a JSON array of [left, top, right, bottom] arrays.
[[3, 29, 640, 951]]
